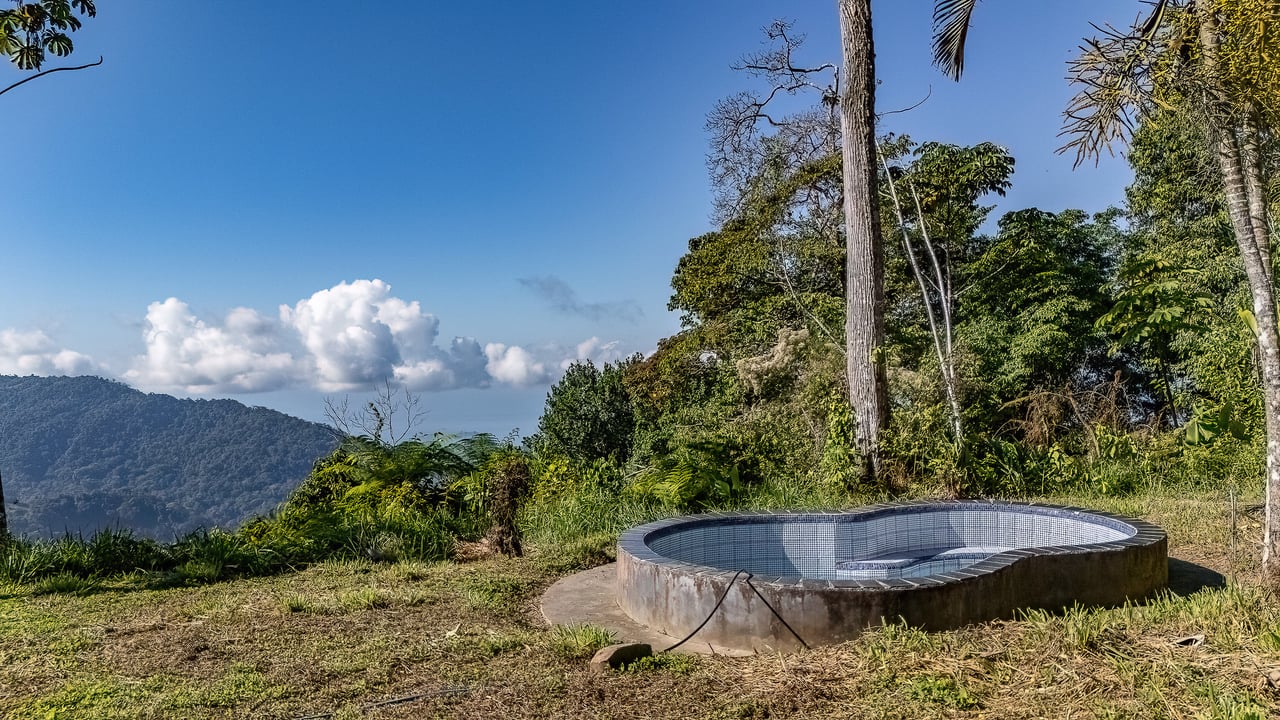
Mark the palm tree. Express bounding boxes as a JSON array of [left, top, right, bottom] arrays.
[[931, 0, 1280, 581]]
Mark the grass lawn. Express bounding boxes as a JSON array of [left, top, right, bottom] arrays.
[[2, 490, 1278, 719]]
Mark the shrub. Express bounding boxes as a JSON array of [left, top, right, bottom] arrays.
[[172, 529, 266, 583], [32, 572, 99, 596]]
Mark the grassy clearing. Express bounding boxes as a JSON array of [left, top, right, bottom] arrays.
[[2, 488, 1278, 719]]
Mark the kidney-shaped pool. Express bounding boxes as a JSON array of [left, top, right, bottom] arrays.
[[617, 501, 1167, 652]]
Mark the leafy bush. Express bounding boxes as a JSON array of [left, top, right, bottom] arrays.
[[520, 483, 665, 550], [32, 572, 100, 596], [629, 439, 747, 509], [532, 358, 638, 463], [0, 529, 171, 583], [172, 529, 266, 583]]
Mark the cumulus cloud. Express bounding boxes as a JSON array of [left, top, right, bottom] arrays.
[[125, 279, 632, 395], [0, 329, 99, 376], [126, 298, 297, 393], [279, 279, 489, 392], [484, 343, 553, 387], [394, 336, 489, 391], [569, 336, 629, 368], [518, 275, 643, 323]]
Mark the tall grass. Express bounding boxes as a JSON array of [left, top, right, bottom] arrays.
[[0, 528, 169, 584], [520, 484, 666, 546], [0, 503, 469, 590]]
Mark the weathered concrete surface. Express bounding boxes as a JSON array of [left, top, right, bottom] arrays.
[[539, 563, 753, 657]]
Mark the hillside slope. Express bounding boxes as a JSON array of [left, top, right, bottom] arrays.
[[0, 375, 337, 538]]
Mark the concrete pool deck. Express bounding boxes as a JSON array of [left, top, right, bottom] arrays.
[[540, 563, 753, 656]]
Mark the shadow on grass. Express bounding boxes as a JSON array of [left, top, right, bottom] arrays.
[[1166, 557, 1226, 596]]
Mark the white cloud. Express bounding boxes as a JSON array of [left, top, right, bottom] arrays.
[[484, 343, 553, 387], [569, 336, 628, 368], [280, 280, 408, 391], [0, 329, 98, 376], [121, 279, 633, 395], [126, 298, 297, 393], [280, 279, 489, 392], [394, 336, 489, 391]]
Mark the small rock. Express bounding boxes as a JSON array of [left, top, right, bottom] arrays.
[[589, 643, 652, 672]]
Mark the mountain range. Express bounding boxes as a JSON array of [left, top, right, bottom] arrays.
[[0, 375, 337, 539]]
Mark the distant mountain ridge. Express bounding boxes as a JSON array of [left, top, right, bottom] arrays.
[[0, 375, 338, 539]]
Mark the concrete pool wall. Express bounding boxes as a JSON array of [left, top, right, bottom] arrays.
[[616, 501, 1168, 652]]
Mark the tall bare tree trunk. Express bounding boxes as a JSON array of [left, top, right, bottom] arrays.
[[837, 0, 889, 482], [1198, 1, 1280, 581]]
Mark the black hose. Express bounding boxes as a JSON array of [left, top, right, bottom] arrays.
[[660, 569, 809, 652], [661, 569, 748, 652]]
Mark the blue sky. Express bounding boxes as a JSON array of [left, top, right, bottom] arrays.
[[2, 0, 1146, 436]]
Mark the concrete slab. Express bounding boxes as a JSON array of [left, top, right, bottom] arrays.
[[539, 563, 753, 657]]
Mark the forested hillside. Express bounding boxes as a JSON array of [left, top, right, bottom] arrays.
[[0, 375, 337, 538]]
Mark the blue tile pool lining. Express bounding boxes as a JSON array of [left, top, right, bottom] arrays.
[[640, 504, 1136, 581]]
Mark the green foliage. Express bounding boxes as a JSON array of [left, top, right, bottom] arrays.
[[0, 528, 169, 584], [958, 208, 1115, 411], [520, 482, 664, 553], [314, 433, 488, 511], [621, 653, 700, 675], [1183, 401, 1251, 447], [31, 571, 98, 596], [1098, 256, 1214, 350], [671, 154, 844, 330], [819, 392, 860, 490], [172, 529, 266, 583], [904, 675, 980, 710], [0, 0, 95, 71], [629, 439, 747, 510], [536, 531, 617, 573], [528, 455, 622, 504], [532, 358, 638, 463]]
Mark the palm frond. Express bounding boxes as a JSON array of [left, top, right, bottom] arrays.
[[932, 0, 979, 81]]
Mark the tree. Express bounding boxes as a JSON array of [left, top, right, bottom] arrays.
[[880, 140, 1016, 450], [937, 0, 1280, 580], [1063, 0, 1280, 580], [704, 5, 987, 483], [534, 358, 638, 462], [0, 0, 99, 98]]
